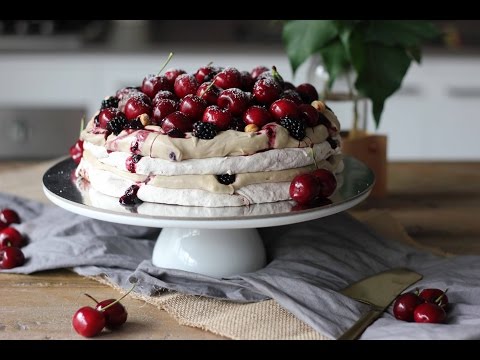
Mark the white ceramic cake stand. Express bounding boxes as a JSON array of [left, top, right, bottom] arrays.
[[43, 156, 374, 278]]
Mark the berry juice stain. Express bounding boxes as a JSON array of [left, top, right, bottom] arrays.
[[125, 154, 142, 173], [119, 185, 142, 206]]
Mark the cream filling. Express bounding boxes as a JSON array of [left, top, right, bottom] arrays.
[[81, 108, 340, 161], [81, 149, 343, 194], [85, 140, 340, 176]]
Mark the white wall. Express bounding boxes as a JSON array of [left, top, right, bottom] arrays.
[[1, 47, 479, 160]]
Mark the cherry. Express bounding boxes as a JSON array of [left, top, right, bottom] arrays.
[[161, 111, 193, 134], [217, 88, 250, 116], [269, 98, 300, 122], [0, 246, 25, 269], [202, 105, 233, 131], [195, 64, 218, 83], [124, 95, 152, 121], [213, 67, 242, 89], [0, 227, 25, 249], [152, 90, 178, 106], [283, 81, 296, 90], [152, 98, 178, 125], [179, 94, 207, 121], [0, 222, 6, 231], [141, 74, 170, 99], [299, 104, 320, 127], [69, 139, 84, 164], [174, 74, 199, 99], [72, 306, 106, 338], [250, 65, 269, 80], [281, 89, 303, 105], [240, 71, 255, 91], [243, 105, 272, 128], [311, 169, 337, 197], [419, 288, 449, 309], [393, 292, 424, 322], [197, 82, 220, 105], [291, 197, 332, 211], [296, 83, 319, 104], [164, 68, 186, 88], [116, 87, 141, 101], [289, 174, 321, 205], [96, 299, 128, 329], [253, 77, 282, 105], [96, 108, 122, 129], [414, 303, 447, 324], [0, 208, 20, 225]]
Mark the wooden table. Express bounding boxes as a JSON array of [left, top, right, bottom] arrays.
[[1, 160, 480, 339]]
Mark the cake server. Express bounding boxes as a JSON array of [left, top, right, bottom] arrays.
[[338, 268, 422, 340]]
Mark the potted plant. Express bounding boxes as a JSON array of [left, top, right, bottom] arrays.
[[281, 20, 440, 197]]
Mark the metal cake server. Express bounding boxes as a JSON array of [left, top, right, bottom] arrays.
[[338, 268, 422, 340]]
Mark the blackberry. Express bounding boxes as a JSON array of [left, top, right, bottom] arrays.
[[192, 122, 217, 140], [126, 118, 144, 130], [279, 117, 306, 141], [107, 114, 128, 135], [229, 117, 246, 131], [101, 96, 119, 109], [216, 174, 236, 185]]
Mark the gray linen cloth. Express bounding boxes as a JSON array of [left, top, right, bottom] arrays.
[[1, 192, 480, 340]]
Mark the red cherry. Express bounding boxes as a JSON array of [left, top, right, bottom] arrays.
[[152, 90, 178, 106], [296, 83, 319, 103], [269, 98, 300, 122], [152, 98, 178, 125], [95, 299, 128, 329], [217, 88, 250, 116], [283, 81, 296, 90], [419, 288, 449, 309], [393, 292, 424, 322], [0, 246, 25, 269], [311, 169, 337, 198], [291, 197, 332, 211], [141, 74, 171, 98], [0, 209, 20, 225], [194, 65, 218, 83], [0, 227, 25, 249], [289, 174, 321, 205], [414, 303, 447, 324], [0, 222, 6, 230], [240, 71, 255, 91], [161, 111, 193, 134], [116, 87, 141, 100], [72, 306, 106, 338], [179, 94, 207, 121], [202, 105, 233, 131], [196, 82, 221, 105], [164, 68, 186, 88], [124, 95, 152, 120], [299, 104, 320, 127], [281, 89, 303, 105], [243, 106, 272, 128], [69, 139, 84, 164], [96, 108, 121, 129], [213, 67, 242, 89], [250, 65, 269, 80], [253, 78, 282, 105], [174, 74, 199, 99]]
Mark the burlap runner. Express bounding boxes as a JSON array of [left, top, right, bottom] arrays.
[[92, 209, 445, 340]]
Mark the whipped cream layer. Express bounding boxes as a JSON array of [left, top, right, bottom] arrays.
[[80, 108, 340, 162], [85, 140, 341, 176]]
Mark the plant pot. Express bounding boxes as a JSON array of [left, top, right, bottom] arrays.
[[341, 132, 387, 198]]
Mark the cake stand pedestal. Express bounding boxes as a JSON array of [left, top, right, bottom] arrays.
[[43, 156, 374, 277]]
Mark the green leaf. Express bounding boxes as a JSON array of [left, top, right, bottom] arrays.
[[407, 46, 422, 63], [282, 20, 339, 74], [350, 30, 412, 128], [319, 39, 350, 89], [365, 20, 441, 47]]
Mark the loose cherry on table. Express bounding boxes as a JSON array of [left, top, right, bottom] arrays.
[[0, 246, 25, 269], [289, 173, 321, 205], [0, 227, 25, 249], [311, 169, 337, 198], [414, 303, 447, 324], [419, 288, 449, 309], [393, 292, 424, 322], [0, 208, 21, 226]]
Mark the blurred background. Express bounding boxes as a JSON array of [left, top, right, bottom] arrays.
[[0, 20, 479, 160]]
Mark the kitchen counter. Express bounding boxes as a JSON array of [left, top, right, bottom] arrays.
[[1, 160, 480, 339]]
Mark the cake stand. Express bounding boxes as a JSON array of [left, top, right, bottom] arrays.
[[42, 156, 374, 277]]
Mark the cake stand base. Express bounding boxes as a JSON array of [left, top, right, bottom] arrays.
[[152, 228, 266, 277]]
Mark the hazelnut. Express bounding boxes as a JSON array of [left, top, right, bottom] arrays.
[[244, 124, 259, 133], [138, 114, 150, 126], [311, 100, 326, 113]]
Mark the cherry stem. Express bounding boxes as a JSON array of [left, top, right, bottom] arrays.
[[157, 52, 174, 75], [206, 61, 213, 67], [100, 283, 137, 312], [271, 66, 283, 83], [199, 80, 217, 99], [84, 293, 99, 304], [435, 288, 449, 303]]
